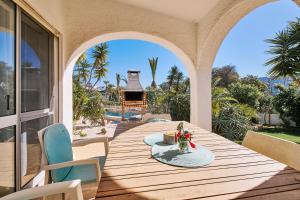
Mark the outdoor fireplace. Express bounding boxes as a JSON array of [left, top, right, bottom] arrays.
[[124, 91, 143, 101], [120, 70, 147, 120]]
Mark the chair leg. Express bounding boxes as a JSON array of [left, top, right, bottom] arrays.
[[104, 141, 109, 156], [44, 170, 50, 184], [43, 170, 50, 200]]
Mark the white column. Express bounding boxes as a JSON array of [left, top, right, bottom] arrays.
[[62, 67, 73, 138], [60, 51, 74, 139], [190, 66, 212, 131]]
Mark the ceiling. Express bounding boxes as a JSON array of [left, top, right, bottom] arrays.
[[113, 0, 221, 22]]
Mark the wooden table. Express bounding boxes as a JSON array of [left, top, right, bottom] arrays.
[[97, 122, 300, 200]]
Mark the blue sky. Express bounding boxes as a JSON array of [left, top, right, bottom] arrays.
[[92, 40, 187, 88], [82, 0, 300, 88]]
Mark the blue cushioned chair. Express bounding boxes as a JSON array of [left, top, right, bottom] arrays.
[[38, 123, 109, 198]]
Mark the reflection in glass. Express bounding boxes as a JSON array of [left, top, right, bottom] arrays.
[[0, 0, 16, 117], [0, 126, 15, 197], [21, 13, 52, 112], [21, 116, 53, 187]]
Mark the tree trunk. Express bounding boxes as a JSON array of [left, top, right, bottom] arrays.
[[151, 81, 157, 88]]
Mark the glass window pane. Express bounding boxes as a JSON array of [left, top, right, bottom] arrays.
[[21, 13, 51, 112], [21, 115, 53, 187], [0, 126, 15, 197], [0, 0, 16, 117]]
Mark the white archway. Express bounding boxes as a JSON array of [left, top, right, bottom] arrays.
[[62, 31, 197, 133], [193, 0, 300, 132]]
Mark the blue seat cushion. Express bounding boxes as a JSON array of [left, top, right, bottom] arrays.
[[63, 156, 106, 183], [43, 124, 74, 182]]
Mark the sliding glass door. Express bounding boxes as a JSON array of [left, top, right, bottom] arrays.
[[0, 0, 16, 196], [0, 0, 57, 197], [20, 12, 54, 188]]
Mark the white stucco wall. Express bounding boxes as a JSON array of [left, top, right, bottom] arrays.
[[25, 0, 65, 32], [258, 113, 297, 127], [22, 0, 300, 133], [258, 113, 283, 125], [61, 0, 197, 64]]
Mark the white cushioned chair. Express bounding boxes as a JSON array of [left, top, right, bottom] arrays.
[[2, 180, 83, 200]]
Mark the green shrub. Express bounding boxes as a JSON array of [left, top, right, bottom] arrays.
[[82, 91, 105, 125], [73, 82, 89, 120], [212, 105, 250, 141], [236, 104, 258, 122], [169, 94, 190, 122], [228, 82, 263, 108], [274, 84, 300, 126], [146, 87, 169, 114]]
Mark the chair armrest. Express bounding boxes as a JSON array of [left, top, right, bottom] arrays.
[[44, 158, 101, 181], [2, 180, 83, 200], [72, 136, 109, 155]]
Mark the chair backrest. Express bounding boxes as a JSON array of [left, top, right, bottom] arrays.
[[243, 131, 300, 171], [38, 123, 74, 182]]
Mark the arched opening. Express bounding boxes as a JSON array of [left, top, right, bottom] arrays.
[[63, 32, 197, 133], [210, 0, 300, 143]]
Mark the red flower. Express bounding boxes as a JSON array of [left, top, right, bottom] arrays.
[[189, 141, 196, 148], [176, 131, 181, 138], [184, 133, 190, 139], [175, 131, 181, 142]]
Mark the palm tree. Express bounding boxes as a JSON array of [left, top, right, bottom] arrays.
[[89, 43, 109, 88], [74, 58, 90, 84], [116, 73, 121, 90], [103, 80, 109, 98], [106, 83, 118, 102], [103, 80, 109, 88], [92, 43, 109, 68], [73, 44, 109, 118], [167, 65, 179, 89], [121, 75, 128, 84], [76, 53, 86, 64], [212, 65, 239, 87], [184, 77, 190, 93], [116, 73, 127, 93], [288, 18, 300, 59], [265, 18, 300, 85], [174, 71, 184, 93], [148, 57, 158, 88]]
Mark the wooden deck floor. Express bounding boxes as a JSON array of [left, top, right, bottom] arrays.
[[97, 121, 300, 200]]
